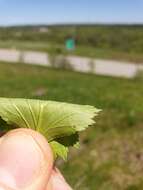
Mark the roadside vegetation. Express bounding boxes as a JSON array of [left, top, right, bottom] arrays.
[[0, 25, 143, 63], [0, 61, 143, 189]]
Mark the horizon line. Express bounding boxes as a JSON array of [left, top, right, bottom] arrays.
[[1, 22, 143, 27]]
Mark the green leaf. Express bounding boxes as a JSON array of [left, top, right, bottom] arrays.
[[56, 133, 79, 147], [50, 141, 69, 160], [0, 97, 101, 159], [50, 134, 79, 160]]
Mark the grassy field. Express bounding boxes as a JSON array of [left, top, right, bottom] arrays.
[[0, 62, 143, 189], [1, 25, 143, 63]]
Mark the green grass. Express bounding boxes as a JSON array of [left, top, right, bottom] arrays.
[[1, 40, 143, 63], [75, 46, 143, 63], [0, 62, 143, 189]]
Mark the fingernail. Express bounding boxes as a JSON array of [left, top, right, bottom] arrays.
[[0, 132, 43, 189]]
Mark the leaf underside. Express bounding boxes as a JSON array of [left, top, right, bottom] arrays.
[[0, 98, 100, 160]]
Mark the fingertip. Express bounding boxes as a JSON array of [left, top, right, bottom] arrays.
[[0, 128, 54, 190]]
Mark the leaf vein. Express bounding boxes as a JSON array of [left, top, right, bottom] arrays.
[[10, 99, 30, 128]]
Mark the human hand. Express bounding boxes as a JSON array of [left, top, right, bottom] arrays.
[[0, 128, 72, 190]]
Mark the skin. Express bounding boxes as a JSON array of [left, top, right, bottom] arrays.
[[0, 128, 72, 190]]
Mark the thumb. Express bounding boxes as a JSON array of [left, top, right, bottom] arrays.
[[0, 128, 53, 190]]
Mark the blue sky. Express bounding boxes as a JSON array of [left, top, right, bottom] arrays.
[[0, 0, 143, 26]]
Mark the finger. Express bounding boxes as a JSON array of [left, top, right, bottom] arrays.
[[46, 168, 72, 190], [0, 128, 53, 190]]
